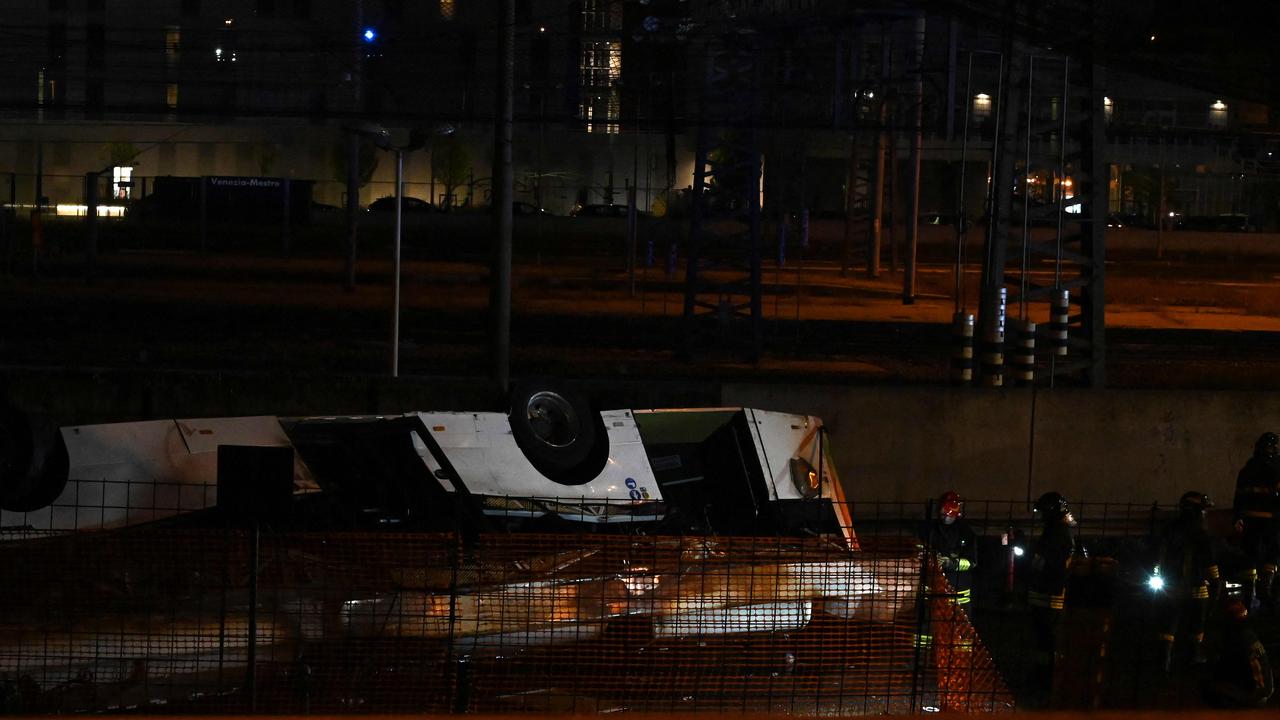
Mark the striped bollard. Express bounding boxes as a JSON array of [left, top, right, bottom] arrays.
[[980, 288, 1007, 387], [1049, 288, 1070, 357], [950, 312, 975, 385], [1013, 319, 1036, 385]]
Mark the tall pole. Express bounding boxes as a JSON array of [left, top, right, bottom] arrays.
[[345, 135, 360, 289], [867, 30, 890, 279], [34, 142, 44, 208], [491, 0, 515, 398], [977, 6, 1021, 384], [85, 171, 99, 278], [904, 14, 925, 304], [392, 149, 403, 377], [345, 0, 364, 290]]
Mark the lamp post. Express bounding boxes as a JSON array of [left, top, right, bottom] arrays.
[[391, 146, 404, 377], [347, 122, 454, 377]]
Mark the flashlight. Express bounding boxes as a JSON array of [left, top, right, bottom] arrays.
[[1148, 574, 1164, 591]]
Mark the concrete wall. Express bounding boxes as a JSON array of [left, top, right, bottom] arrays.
[[724, 384, 1267, 507]]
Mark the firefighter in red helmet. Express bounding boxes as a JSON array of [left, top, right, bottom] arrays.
[[920, 491, 979, 611]]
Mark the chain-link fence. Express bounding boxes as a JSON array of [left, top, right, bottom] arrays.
[[1, 498, 1276, 714], [0, 500, 1010, 715]]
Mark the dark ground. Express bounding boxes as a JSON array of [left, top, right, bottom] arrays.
[[5, 244, 1280, 390]]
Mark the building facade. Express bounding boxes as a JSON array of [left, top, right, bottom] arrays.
[[0, 0, 1274, 225]]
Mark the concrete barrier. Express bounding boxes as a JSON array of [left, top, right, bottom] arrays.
[[724, 383, 1266, 507]]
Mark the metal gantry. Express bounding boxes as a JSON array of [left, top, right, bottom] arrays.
[[976, 1, 1107, 388], [676, 2, 1108, 382], [682, 34, 765, 360]]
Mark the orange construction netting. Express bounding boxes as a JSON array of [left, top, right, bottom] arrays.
[[0, 528, 1012, 714]]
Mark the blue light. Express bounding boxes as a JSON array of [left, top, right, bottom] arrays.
[[362, 28, 377, 42]]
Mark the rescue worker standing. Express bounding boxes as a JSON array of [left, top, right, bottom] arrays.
[[1204, 598, 1275, 707], [1028, 492, 1077, 693], [921, 491, 979, 612], [1155, 491, 1220, 672], [1234, 431, 1280, 610]]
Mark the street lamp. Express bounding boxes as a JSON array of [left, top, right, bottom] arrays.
[[346, 121, 455, 377]]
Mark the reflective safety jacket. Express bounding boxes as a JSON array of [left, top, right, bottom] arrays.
[[920, 518, 978, 604], [1028, 524, 1075, 610]]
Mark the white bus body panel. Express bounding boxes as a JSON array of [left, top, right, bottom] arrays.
[[0, 416, 314, 532], [413, 409, 661, 511]]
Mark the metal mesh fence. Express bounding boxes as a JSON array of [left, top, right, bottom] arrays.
[[0, 515, 1012, 714], [2, 498, 1276, 713]]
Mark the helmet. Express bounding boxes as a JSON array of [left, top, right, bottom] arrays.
[[1255, 432, 1279, 458], [1178, 491, 1213, 513], [1034, 491, 1071, 521], [939, 491, 964, 522]]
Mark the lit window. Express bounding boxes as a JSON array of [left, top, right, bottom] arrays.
[[579, 40, 621, 134], [165, 27, 180, 63], [166, 83, 179, 109], [1209, 99, 1227, 128], [582, 0, 622, 32], [440, 0, 455, 20], [972, 93, 991, 122], [112, 166, 133, 200], [1103, 96, 1113, 122]]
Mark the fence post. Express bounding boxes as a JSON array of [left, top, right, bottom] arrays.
[[281, 178, 291, 256], [199, 176, 208, 252], [247, 521, 259, 712], [5, 173, 13, 276], [446, 532, 467, 713], [910, 498, 935, 712], [85, 171, 99, 277], [1, 196, 9, 277], [627, 181, 637, 296]]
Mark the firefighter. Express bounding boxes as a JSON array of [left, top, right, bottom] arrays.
[[1154, 491, 1220, 672], [1234, 431, 1280, 610], [920, 491, 979, 611], [1027, 491, 1077, 692], [1204, 598, 1275, 708]]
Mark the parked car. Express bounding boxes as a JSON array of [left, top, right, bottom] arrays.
[[571, 203, 631, 218], [513, 201, 551, 215], [1107, 212, 1155, 230], [1176, 213, 1253, 232], [366, 195, 437, 213]]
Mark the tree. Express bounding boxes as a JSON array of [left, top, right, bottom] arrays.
[[431, 137, 471, 209], [103, 141, 139, 168], [329, 139, 379, 188], [258, 143, 279, 176]]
